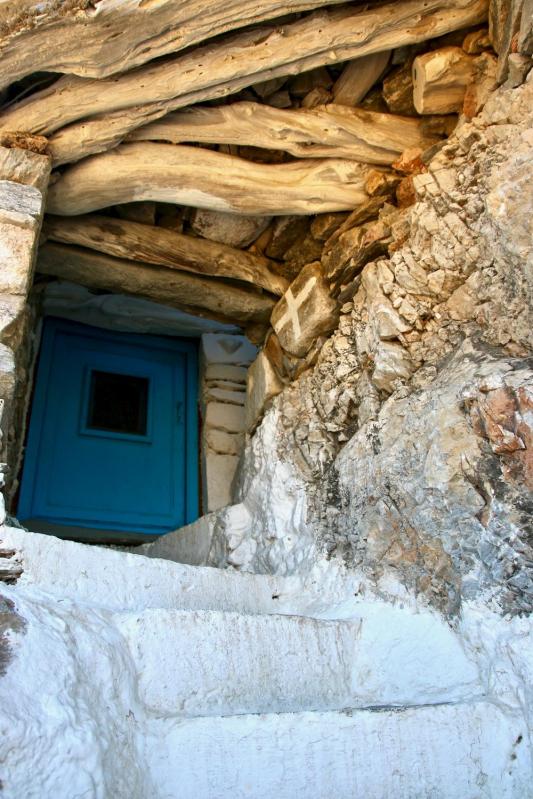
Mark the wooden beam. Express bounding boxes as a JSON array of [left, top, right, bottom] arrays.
[[46, 143, 371, 217], [332, 51, 390, 106], [2, 0, 488, 164], [412, 47, 477, 114], [0, 0, 350, 91], [44, 214, 288, 297], [37, 242, 275, 325], [127, 102, 437, 166]]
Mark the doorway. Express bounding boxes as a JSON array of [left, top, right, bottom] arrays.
[[18, 318, 198, 542]]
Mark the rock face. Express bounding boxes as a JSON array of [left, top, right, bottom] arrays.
[[271, 262, 339, 357], [0, 144, 50, 487], [215, 76, 533, 622]]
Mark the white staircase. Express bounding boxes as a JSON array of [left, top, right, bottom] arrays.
[[0, 525, 529, 799]]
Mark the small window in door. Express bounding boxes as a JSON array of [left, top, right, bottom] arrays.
[[87, 370, 149, 435]]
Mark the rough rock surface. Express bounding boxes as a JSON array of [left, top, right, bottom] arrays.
[[219, 75, 533, 620]]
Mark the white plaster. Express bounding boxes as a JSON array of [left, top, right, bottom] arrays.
[[146, 702, 529, 799], [0, 525, 532, 797], [200, 332, 257, 365], [204, 452, 239, 510], [119, 606, 481, 717]]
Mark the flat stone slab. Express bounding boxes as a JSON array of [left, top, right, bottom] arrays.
[[147, 701, 529, 799], [117, 605, 480, 717]]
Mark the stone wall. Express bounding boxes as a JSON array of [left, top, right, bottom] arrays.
[[200, 333, 256, 511], [211, 74, 533, 617], [0, 144, 50, 501]]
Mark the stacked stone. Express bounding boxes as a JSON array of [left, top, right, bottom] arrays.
[[200, 334, 257, 511]]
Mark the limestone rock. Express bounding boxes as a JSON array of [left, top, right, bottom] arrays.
[[271, 263, 339, 358], [266, 216, 310, 259], [190, 208, 271, 248], [283, 233, 323, 276], [322, 219, 392, 285], [364, 170, 401, 198], [0, 146, 50, 192], [462, 53, 499, 119], [245, 350, 284, 432], [310, 213, 349, 242], [371, 341, 414, 392], [323, 196, 388, 253], [489, 0, 525, 81], [204, 452, 240, 511], [205, 429, 245, 457], [205, 364, 248, 384], [205, 402, 246, 434]]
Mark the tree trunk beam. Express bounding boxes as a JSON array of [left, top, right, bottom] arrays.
[[127, 102, 437, 166], [44, 214, 288, 297], [46, 143, 372, 217], [332, 51, 391, 106], [1, 0, 488, 144], [37, 242, 275, 325], [412, 47, 477, 114], [0, 0, 352, 91]]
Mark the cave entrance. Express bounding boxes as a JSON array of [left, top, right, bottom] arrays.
[[17, 317, 199, 543]]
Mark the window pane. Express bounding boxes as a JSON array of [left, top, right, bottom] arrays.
[[87, 370, 149, 435]]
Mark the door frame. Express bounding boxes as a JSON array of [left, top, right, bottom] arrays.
[[18, 317, 199, 537]]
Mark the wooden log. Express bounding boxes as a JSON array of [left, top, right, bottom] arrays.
[[46, 143, 372, 217], [127, 102, 436, 166], [412, 47, 477, 114], [44, 215, 288, 297], [0, 0, 350, 90], [2, 0, 488, 165], [332, 51, 390, 106], [37, 242, 275, 325]]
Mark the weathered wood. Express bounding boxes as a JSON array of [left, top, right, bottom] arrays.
[[46, 143, 371, 217], [332, 51, 390, 106], [37, 242, 275, 326], [412, 47, 477, 114], [44, 215, 288, 296], [128, 102, 436, 166], [0, 0, 350, 91], [3, 0, 488, 166]]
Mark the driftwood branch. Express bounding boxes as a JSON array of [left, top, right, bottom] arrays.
[[37, 242, 275, 325], [0, 0, 350, 91], [44, 215, 288, 296], [332, 51, 391, 106], [412, 47, 477, 114], [127, 102, 437, 166], [2, 0, 488, 166], [46, 143, 372, 217]]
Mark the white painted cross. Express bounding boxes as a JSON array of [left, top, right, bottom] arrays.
[[274, 276, 317, 340]]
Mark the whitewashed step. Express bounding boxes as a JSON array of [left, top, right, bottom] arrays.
[[117, 606, 481, 717], [1, 525, 308, 615], [145, 702, 528, 799]]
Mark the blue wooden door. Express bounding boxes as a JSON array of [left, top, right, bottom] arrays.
[[18, 318, 198, 540]]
